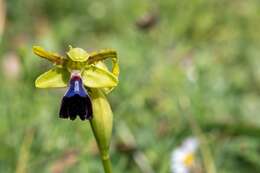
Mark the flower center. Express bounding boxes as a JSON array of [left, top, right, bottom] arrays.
[[183, 153, 194, 167], [67, 60, 85, 71]]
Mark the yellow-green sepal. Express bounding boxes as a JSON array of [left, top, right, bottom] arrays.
[[94, 62, 116, 93], [35, 66, 70, 88], [82, 65, 118, 88], [89, 88, 113, 159]]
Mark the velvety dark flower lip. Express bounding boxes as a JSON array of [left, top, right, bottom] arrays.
[[59, 74, 93, 120]]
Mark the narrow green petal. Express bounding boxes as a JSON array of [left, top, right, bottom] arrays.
[[35, 67, 70, 88], [33, 46, 65, 65], [82, 65, 118, 88], [88, 49, 120, 78]]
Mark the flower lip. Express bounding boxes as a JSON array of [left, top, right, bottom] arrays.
[[59, 74, 93, 120]]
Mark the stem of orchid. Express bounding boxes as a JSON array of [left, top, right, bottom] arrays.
[[90, 124, 113, 173], [101, 153, 113, 173]]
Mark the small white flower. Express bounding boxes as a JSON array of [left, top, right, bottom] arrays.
[[171, 137, 199, 173]]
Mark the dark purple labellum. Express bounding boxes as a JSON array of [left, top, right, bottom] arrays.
[[59, 75, 93, 120]]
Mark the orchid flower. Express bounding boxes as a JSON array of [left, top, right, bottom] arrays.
[[33, 45, 119, 173]]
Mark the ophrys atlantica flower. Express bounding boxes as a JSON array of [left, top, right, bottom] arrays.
[[33, 45, 119, 120]]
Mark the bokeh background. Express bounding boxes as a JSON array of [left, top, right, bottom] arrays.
[[0, 0, 260, 173]]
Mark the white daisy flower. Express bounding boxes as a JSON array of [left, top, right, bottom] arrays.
[[171, 137, 199, 173]]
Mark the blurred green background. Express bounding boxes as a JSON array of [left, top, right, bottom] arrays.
[[0, 0, 260, 172]]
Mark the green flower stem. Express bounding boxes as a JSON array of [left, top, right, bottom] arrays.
[[101, 153, 113, 173], [91, 122, 113, 173]]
